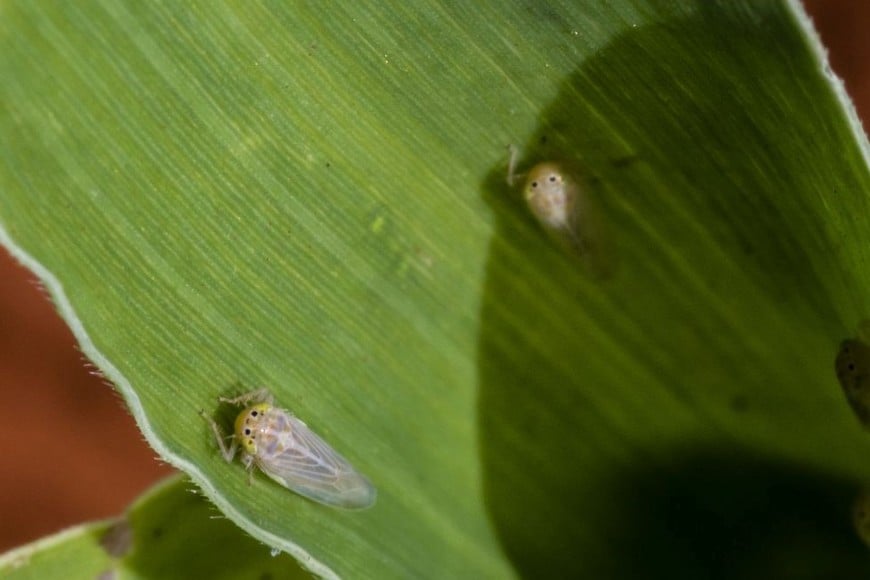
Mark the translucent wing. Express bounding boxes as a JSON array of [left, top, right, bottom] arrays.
[[257, 414, 376, 509]]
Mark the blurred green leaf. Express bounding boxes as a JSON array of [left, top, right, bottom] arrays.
[[2, 1, 870, 578], [0, 518, 113, 579], [0, 475, 310, 580]]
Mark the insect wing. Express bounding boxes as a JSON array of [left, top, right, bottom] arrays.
[[258, 415, 376, 509]]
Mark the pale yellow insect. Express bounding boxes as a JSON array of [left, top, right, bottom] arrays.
[[524, 162, 583, 240], [507, 146, 613, 277], [201, 388, 376, 510]]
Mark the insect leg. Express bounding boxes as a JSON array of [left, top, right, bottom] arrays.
[[506, 144, 523, 186], [219, 387, 275, 407], [242, 454, 255, 486], [199, 409, 238, 462]]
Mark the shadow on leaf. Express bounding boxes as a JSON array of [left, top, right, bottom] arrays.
[[477, 3, 869, 578]]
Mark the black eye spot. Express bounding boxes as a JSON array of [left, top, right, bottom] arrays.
[[549, 175, 557, 182], [251, 410, 258, 417], [531, 181, 539, 188], [244, 428, 251, 435]]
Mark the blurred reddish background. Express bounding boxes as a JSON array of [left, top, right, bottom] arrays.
[[0, 249, 175, 552], [0, 0, 868, 554]]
